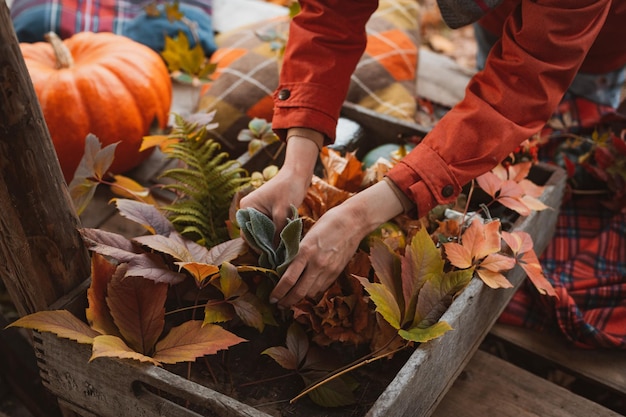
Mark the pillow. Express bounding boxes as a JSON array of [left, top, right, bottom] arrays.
[[197, 0, 421, 156], [10, 0, 217, 56]]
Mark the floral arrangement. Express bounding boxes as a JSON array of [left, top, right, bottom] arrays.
[[8, 114, 557, 410]]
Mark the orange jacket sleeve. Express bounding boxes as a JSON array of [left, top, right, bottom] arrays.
[[273, 0, 613, 217]]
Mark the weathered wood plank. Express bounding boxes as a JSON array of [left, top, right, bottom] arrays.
[[490, 323, 626, 396], [0, 0, 90, 316], [432, 350, 623, 417], [366, 163, 567, 417]]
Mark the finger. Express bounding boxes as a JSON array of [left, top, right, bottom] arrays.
[[278, 270, 316, 309], [269, 256, 307, 304]]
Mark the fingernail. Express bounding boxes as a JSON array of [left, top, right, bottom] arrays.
[[269, 297, 278, 304]]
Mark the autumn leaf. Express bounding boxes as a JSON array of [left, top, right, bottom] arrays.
[[160, 31, 215, 83], [109, 175, 157, 205], [106, 275, 168, 355], [502, 231, 558, 297], [475, 163, 549, 216], [90, 335, 161, 366], [86, 253, 123, 337], [152, 320, 246, 364], [141, 134, 179, 152], [355, 228, 469, 343], [7, 310, 99, 344], [80, 228, 187, 285], [263, 322, 308, 370], [68, 134, 118, 215], [114, 199, 175, 236], [319, 147, 365, 193]]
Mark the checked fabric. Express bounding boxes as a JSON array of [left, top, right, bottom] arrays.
[[197, 0, 421, 156], [499, 97, 626, 350]]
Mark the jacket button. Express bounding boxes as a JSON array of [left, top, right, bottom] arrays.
[[442, 184, 454, 198], [278, 89, 291, 100]]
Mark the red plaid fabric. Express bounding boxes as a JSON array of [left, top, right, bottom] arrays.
[[499, 96, 626, 350]]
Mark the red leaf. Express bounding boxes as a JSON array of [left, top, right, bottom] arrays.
[[86, 254, 123, 336], [106, 275, 168, 355]]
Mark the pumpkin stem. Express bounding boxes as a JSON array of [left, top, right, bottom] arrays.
[[44, 32, 74, 69]]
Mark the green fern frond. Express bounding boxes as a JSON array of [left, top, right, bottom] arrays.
[[159, 115, 251, 247]]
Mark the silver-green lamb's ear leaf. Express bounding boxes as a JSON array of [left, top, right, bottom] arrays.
[[276, 205, 303, 276], [235, 207, 277, 269]]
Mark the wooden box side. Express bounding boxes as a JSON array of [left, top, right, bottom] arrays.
[[367, 162, 567, 417]]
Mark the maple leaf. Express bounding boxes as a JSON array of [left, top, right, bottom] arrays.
[[160, 31, 215, 84], [6, 310, 99, 344], [152, 320, 246, 364], [502, 231, 558, 297], [68, 133, 118, 215]]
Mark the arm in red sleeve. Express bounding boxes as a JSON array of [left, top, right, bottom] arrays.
[[271, 0, 379, 144], [387, 0, 612, 217]]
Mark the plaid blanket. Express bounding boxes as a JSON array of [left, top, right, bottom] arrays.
[[499, 96, 626, 349], [10, 0, 216, 55]]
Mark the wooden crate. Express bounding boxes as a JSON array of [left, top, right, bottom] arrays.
[[33, 153, 566, 417], [0, 6, 573, 414]]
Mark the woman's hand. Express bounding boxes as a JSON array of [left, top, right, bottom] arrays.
[[269, 180, 405, 308], [240, 131, 321, 231]]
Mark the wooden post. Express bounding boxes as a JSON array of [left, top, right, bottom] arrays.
[[0, 0, 90, 317]]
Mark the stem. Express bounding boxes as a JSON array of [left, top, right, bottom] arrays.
[[290, 337, 410, 404], [238, 371, 297, 388], [44, 32, 74, 69]]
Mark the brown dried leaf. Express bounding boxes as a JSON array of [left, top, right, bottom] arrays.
[[90, 335, 161, 366], [153, 321, 247, 364], [107, 275, 168, 355]]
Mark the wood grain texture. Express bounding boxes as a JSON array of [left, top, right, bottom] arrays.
[[0, 1, 89, 317], [432, 350, 623, 417]]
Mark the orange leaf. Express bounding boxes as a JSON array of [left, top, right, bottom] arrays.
[[320, 148, 364, 193], [153, 321, 246, 364], [517, 250, 558, 297], [110, 175, 157, 205], [90, 335, 161, 366], [478, 253, 516, 273], [475, 171, 501, 198], [179, 262, 220, 286], [443, 242, 472, 269], [106, 275, 168, 355], [86, 254, 122, 336], [7, 310, 99, 344], [141, 135, 178, 152], [476, 269, 513, 289]]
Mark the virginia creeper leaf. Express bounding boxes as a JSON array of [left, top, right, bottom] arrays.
[[263, 346, 298, 370], [398, 321, 453, 343], [114, 199, 175, 236], [86, 253, 123, 336], [204, 301, 235, 325], [301, 370, 358, 407], [153, 320, 247, 364], [355, 278, 401, 329], [90, 335, 161, 366], [7, 310, 99, 344], [106, 275, 168, 355], [110, 175, 156, 205], [178, 262, 220, 286], [368, 238, 403, 308], [231, 293, 265, 332]]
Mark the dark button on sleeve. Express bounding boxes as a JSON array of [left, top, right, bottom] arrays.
[[441, 184, 454, 198], [278, 89, 291, 100]]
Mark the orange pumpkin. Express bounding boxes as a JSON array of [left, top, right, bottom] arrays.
[[20, 31, 172, 182]]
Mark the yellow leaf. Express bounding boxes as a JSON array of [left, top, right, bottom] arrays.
[[141, 135, 178, 152], [90, 335, 161, 366], [153, 320, 247, 364], [7, 310, 99, 344], [354, 278, 401, 329], [178, 261, 219, 286], [398, 321, 453, 343], [110, 175, 157, 205], [476, 269, 513, 289]]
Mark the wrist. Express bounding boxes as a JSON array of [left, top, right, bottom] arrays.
[[342, 180, 405, 235], [280, 130, 321, 185]]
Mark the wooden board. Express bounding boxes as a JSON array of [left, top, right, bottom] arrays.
[[490, 324, 626, 397], [432, 350, 623, 417]]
